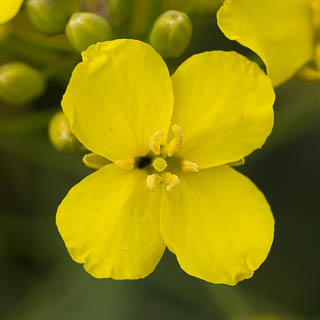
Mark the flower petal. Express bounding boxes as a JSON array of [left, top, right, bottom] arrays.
[[160, 166, 274, 285], [217, 0, 314, 86], [171, 51, 274, 169], [62, 39, 173, 161], [0, 0, 23, 24], [57, 164, 165, 279]]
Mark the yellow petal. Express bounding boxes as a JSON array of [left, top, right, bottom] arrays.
[[62, 39, 173, 161], [57, 164, 165, 279], [217, 0, 314, 86], [171, 51, 274, 169], [160, 166, 274, 285], [0, 0, 23, 24]]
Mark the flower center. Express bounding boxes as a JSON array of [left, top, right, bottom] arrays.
[[113, 125, 200, 191], [145, 125, 199, 191], [136, 156, 152, 169], [152, 157, 167, 172]]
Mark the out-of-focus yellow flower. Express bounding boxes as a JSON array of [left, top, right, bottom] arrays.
[[0, 0, 24, 24], [217, 0, 316, 86], [56, 39, 275, 285]]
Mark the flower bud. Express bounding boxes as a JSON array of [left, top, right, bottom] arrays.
[[149, 10, 193, 59], [0, 62, 46, 106], [26, 0, 71, 35], [66, 12, 113, 53], [48, 111, 85, 152]]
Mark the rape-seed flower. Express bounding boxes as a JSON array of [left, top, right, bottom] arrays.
[[217, 0, 316, 86], [57, 39, 275, 285], [0, 0, 24, 24]]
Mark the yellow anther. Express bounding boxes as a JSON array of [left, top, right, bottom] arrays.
[[149, 130, 163, 155], [167, 124, 184, 157], [152, 157, 167, 172], [146, 174, 162, 190], [181, 160, 200, 173], [228, 158, 245, 167], [164, 172, 180, 191], [114, 158, 134, 170]]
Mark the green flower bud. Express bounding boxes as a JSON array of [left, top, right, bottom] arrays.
[[48, 111, 85, 152], [0, 62, 46, 106], [66, 12, 113, 53], [149, 10, 193, 59], [26, 0, 71, 35]]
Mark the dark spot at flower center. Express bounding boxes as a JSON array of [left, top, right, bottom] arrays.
[[137, 156, 152, 169]]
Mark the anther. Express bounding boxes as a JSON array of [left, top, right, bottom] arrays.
[[152, 157, 167, 172], [181, 160, 199, 173], [167, 124, 184, 157], [149, 130, 163, 155], [114, 158, 134, 170], [164, 172, 180, 191], [146, 174, 162, 190]]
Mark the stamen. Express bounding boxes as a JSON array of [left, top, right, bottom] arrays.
[[167, 124, 184, 157], [181, 160, 200, 173], [152, 157, 167, 173], [149, 130, 163, 155], [146, 174, 162, 190], [164, 172, 180, 191], [114, 158, 135, 170]]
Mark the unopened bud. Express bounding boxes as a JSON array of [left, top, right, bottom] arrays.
[[48, 111, 84, 152], [26, 0, 71, 35], [149, 10, 193, 59], [66, 12, 113, 53], [0, 62, 46, 106]]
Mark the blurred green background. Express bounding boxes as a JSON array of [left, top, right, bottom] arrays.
[[1, 1, 320, 319]]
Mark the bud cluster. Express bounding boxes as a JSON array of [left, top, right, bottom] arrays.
[[0, 0, 224, 152]]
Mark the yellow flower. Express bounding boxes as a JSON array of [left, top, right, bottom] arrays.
[[0, 0, 24, 24], [56, 39, 275, 285], [217, 0, 316, 86]]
